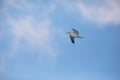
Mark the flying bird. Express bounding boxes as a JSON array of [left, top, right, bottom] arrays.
[[67, 28, 84, 44]]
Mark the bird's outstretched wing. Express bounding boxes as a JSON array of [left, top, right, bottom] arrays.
[[72, 28, 79, 35], [70, 35, 75, 44]]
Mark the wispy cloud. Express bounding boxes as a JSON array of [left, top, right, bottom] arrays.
[[78, 0, 120, 24], [7, 15, 59, 59], [61, 0, 120, 25], [0, 0, 64, 71], [4, 0, 32, 10]]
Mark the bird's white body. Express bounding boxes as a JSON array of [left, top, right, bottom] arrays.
[[69, 32, 80, 38]]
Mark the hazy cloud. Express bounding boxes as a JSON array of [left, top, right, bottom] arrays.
[[61, 0, 120, 25], [0, 0, 64, 68], [7, 15, 59, 59], [78, 0, 120, 24], [3, 0, 32, 10]]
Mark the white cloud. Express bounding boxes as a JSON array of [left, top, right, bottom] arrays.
[[0, 0, 65, 66], [4, 0, 32, 10], [61, 0, 120, 25], [80, 0, 120, 24], [78, 0, 120, 24], [7, 15, 59, 60]]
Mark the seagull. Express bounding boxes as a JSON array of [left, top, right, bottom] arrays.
[[67, 28, 84, 44]]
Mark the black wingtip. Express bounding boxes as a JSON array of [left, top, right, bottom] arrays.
[[72, 41, 75, 44]]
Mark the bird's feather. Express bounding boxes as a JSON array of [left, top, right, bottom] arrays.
[[72, 28, 79, 35], [70, 35, 74, 44]]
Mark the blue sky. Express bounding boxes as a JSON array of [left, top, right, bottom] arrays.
[[0, 0, 120, 80]]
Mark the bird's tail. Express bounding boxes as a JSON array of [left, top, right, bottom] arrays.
[[78, 36, 84, 38], [80, 36, 84, 38]]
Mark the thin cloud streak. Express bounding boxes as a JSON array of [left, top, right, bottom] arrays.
[[0, 0, 64, 67], [7, 15, 59, 60], [61, 0, 120, 25], [4, 0, 32, 10], [78, 0, 120, 24]]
